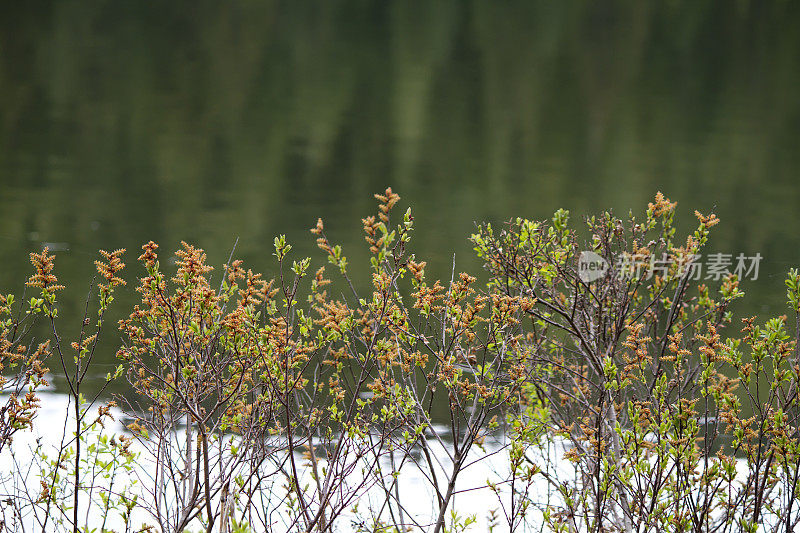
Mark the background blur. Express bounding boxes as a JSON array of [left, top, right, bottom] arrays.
[[1, 1, 799, 395]]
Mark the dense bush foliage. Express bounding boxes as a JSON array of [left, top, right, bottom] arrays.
[[1, 190, 799, 532]]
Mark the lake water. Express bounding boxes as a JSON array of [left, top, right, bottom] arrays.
[[1, 1, 799, 401], [0, 392, 536, 532]]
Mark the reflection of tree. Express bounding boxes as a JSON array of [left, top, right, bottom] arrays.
[[0, 0, 799, 388]]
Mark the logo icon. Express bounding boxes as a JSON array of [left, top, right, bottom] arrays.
[[578, 251, 608, 283]]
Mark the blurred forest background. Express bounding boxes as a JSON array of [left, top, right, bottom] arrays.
[[1, 1, 799, 396]]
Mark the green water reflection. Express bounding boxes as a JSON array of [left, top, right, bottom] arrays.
[[1, 1, 799, 400]]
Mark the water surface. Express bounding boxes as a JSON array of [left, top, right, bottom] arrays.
[[1, 1, 799, 399]]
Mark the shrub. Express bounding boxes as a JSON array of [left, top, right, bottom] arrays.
[[475, 194, 800, 532], [1, 190, 798, 532]]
